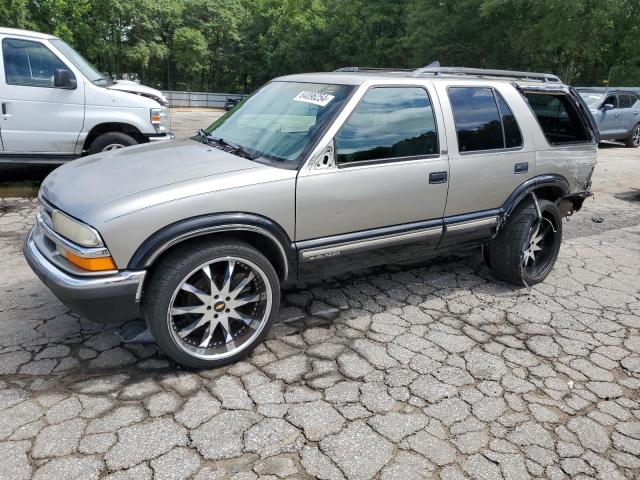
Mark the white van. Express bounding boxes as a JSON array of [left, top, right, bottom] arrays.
[[0, 28, 173, 164]]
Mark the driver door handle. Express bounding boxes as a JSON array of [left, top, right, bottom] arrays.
[[1, 103, 6, 115], [429, 171, 448, 184]]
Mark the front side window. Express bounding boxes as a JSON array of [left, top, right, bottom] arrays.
[[2, 38, 68, 87], [335, 87, 438, 164], [603, 95, 617, 108], [206, 81, 354, 166], [524, 92, 590, 145], [50, 39, 105, 86], [448, 87, 504, 152]]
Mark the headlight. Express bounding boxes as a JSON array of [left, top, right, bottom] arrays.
[[52, 210, 103, 247], [150, 107, 168, 133]]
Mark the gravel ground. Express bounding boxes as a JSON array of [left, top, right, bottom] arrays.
[[0, 127, 639, 479]]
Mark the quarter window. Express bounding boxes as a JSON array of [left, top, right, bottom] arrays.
[[524, 92, 590, 145], [335, 87, 438, 164], [496, 92, 523, 148], [448, 87, 507, 152], [2, 38, 68, 87]]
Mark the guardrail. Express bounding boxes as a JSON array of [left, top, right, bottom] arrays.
[[162, 91, 248, 108]]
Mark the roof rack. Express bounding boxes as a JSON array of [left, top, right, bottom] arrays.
[[412, 63, 562, 83], [334, 66, 414, 73]]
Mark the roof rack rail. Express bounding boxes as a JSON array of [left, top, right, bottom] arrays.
[[334, 66, 413, 73], [412, 64, 562, 83]]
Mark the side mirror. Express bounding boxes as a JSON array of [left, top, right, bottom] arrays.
[[54, 69, 76, 89], [601, 103, 615, 111]]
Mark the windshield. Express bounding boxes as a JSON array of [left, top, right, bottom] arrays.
[[205, 81, 354, 166], [579, 92, 604, 108], [49, 39, 106, 86]]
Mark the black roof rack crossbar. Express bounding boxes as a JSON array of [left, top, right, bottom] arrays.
[[411, 65, 562, 83], [334, 66, 414, 73]]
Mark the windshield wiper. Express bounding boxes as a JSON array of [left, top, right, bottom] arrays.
[[195, 128, 210, 144], [194, 130, 257, 160], [208, 136, 257, 160]]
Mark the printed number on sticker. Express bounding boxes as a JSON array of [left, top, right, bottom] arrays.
[[293, 91, 335, 107]]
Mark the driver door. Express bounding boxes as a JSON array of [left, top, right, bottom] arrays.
[[295, 84, 449, 278], [597, 94, 621, 138], [0, 35, 84, 155]]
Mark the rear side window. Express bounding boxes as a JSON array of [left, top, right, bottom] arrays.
[[524, 92, 590, 145], [2, 38, 67, 87], [448, 87, 522, 152], [618, 94, 633, 109], [335, 87, 438, 164]]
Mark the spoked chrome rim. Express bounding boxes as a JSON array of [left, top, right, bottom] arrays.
[[102, 143, 125, 151], [167, 256, 272, 360], [522, 216, 557, 276], [633, 127, 640, 147]]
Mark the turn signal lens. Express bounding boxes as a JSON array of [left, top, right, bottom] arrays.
[[64, 251, 116, 271]]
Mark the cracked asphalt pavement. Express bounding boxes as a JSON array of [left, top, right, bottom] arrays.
[[1, 146, 640, 479]]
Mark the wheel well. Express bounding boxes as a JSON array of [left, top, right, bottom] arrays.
[[83, 123, 147, 152], [532, 185, 565, 203], [146, 230, 288, 282]]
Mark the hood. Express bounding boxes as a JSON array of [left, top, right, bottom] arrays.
[[41, 139, 264, 218], [108, 80, 168, 106]]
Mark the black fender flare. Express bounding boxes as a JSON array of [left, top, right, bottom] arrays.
[[501, 174, 570, 220], [127, 212, 296, 280]]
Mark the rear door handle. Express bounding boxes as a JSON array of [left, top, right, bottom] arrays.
[[429, 171, 448, 184], [633, 112, 639, 116], [1, 103, 6, 115], [514, 162, 529, 174]]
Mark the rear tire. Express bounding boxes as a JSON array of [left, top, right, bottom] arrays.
[[487, 199, 562, 286], [144, 239, 280, 369], [88, 132, 138, 154], [624, 124, 640, 148]]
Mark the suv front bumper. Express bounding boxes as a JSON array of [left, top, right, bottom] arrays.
[[23, 228, 146, 323]]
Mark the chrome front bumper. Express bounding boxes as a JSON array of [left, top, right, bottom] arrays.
[[147, 132, 175, 142], [24, 227, 146, 323]]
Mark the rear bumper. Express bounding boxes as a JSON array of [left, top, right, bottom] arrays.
[[23, 228, 145, 323]]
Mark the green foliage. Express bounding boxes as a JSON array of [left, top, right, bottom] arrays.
[[0, 0, 638, 91]]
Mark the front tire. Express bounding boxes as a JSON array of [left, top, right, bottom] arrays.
[[624, 124, 640, 148], [144, 239, 280, 369], [487, 199, 562, 286], [88, 132, 138, 154]]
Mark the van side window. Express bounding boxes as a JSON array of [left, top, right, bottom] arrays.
[[448, 87, 504, 152], [335, 87, 438, 164], [2, 38, 67, 87], [524, 92, 590, 145], [495, 92, 523, 148]]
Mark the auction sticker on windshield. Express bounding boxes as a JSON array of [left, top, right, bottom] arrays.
[[293, 91, 335, 107]]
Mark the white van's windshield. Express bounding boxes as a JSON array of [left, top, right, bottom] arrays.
[[49, 39, 106, 86]]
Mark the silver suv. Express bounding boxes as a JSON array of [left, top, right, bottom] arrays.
[[24, 65, 598, 368]]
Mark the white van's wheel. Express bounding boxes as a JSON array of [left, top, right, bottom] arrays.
[[89, 132, 137, 154]]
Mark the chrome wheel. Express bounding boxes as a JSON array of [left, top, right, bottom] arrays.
[[633, 126, 640, 147], [522, 216, 557, 276], [102, 143, 126, 151], [167, 256, 272, 361]]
